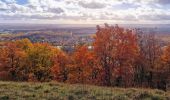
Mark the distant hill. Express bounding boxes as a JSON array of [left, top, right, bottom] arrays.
[[0, 81, 169, 100], [1, 23, 170, 34]]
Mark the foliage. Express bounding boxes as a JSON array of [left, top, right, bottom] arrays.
[[51, 50, 70, 82], [68, 45, 101, 85], [94, 24, 138, 86], [0, 39, 60, 81], [0, 24, 170, 91]]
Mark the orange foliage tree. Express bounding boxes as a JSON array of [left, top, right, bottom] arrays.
[[0, 39, 60, 81], [161, 45, 170, 72], [51, 50, 70, 82], [94, 24, 139, 86], [68, 45, 101, 84], [0, 39, 29, 81]]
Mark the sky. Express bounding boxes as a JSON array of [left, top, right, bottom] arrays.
[[0, 0, 170, 24]]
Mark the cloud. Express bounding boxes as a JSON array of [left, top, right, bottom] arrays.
[[157, 0, 170, 5], [0, 0, 170, 24], [47, 8, 64, 13], [0, 1, 9, 11], [78, 1, 106, 9], [3, 0, 16, 4], [139, 14, 170, 21]]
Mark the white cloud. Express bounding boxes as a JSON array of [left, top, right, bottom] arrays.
[[0, 0, 170, 24]]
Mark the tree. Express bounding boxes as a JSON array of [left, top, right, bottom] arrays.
[[0, 47, 10, 80], [51, 50, 70, 82], [0, 41, 28, 81], [68, 45, 101, 84], [27, 43, 55, 81], [94, 24, 138, 86], [15, 38, 33, 50], [134, 33, 162, 87], [161, 45, 170, 73]]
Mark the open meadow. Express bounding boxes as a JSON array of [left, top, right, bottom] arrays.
[[0, 81, 169, 100]]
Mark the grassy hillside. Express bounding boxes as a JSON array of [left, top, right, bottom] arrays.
[[0, 81, 169, 100]]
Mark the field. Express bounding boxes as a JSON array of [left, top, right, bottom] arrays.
[[0, 81, 169, 100]]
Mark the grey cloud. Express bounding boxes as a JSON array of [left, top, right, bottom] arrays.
[[0, 14, 28, 20], [0, 13, 51, 20], [47, 8, 64, 13], [157, 14, 170, 20], [109, 15, 137, 21], [27, 4, 38, 9], [0, 12, 88, 21], [139, 14, 170, 21], [78, 1, 106, 9], [0, 1, 9, 11], [157, 0, 170, 5]]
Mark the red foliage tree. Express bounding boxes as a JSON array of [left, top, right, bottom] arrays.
[[68, 45, 102, 85], [94, 24, 138, 86]]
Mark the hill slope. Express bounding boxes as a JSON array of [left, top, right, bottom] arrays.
[[0, 81, 169, 100]]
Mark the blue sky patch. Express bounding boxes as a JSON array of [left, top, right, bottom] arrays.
[[16, 0, 27, 5]]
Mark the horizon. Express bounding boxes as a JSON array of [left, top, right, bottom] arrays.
[[1, 23, 170, 29]]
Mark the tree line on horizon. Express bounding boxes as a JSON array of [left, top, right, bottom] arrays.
[[0, 24, 169, 91]]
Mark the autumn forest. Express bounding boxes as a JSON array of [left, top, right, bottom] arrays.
[[0, 24, 170, 92]]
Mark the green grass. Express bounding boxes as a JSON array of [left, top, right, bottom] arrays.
[[0, 81, 169, 100]]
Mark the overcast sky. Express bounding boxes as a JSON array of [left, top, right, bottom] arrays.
[[0, 0, 170, 24]]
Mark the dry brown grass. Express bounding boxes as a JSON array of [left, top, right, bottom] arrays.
[[0, 81, 169, 100]]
